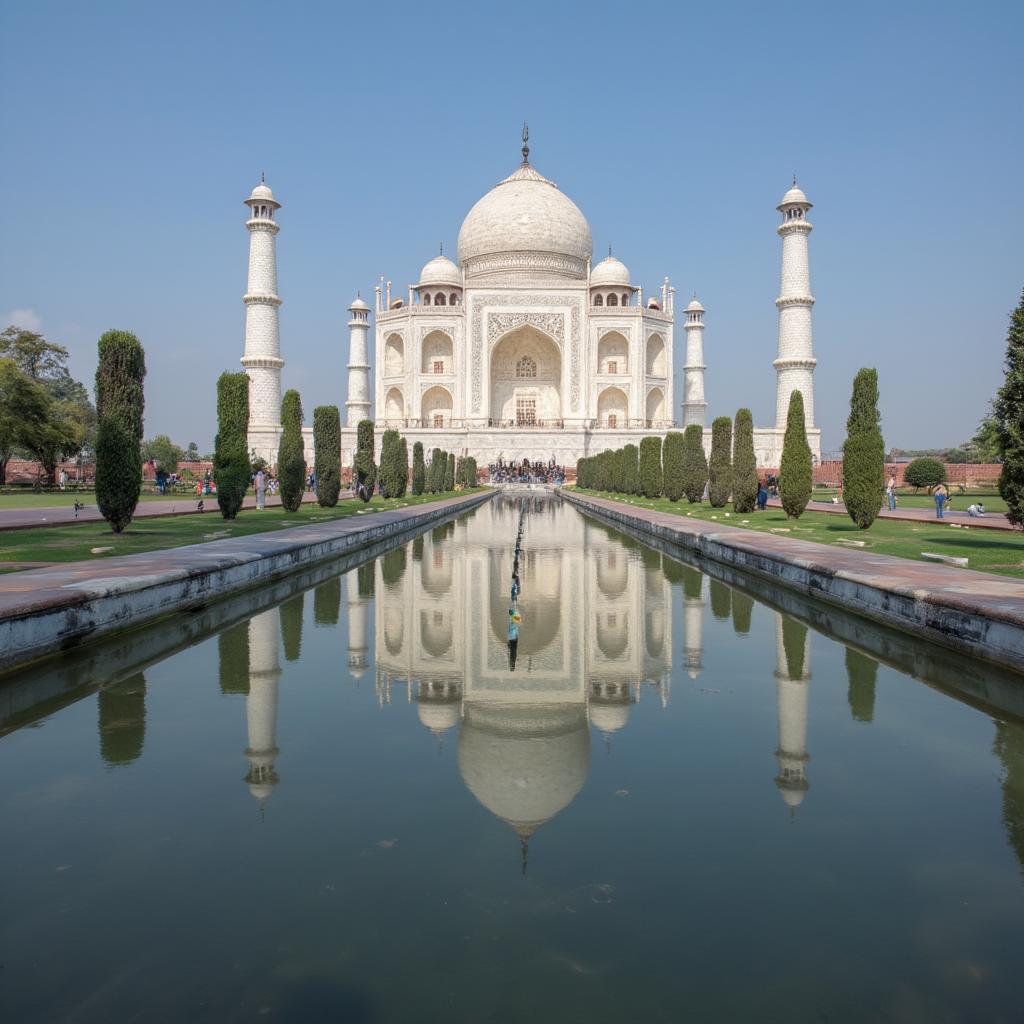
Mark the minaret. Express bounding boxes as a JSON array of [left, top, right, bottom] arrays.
[[773, 179, 816, 430], [345, 570, 369, 679], [245, 608, 282, 807], [682, 296, 707, 427], [241, 178, 284, 463], [345, 295, 372, 427], [773, 613, 811, 811]]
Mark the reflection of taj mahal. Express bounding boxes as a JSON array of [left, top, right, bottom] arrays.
[[239, 130, 821, 468]]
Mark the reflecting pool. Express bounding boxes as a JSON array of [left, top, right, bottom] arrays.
[[2, 495, 1023, 1023]]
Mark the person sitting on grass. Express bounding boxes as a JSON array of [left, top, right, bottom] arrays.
[[967, 502, 985, 517]]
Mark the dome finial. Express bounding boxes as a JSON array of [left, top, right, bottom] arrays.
[[261, 169, 265, 184], [792, 172, 797, 186], [521, 120, 530, 165], [439, 241, 443, 256], [608, 244, 612, 257]]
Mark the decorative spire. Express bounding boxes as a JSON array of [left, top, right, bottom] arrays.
[[792, 173, 797, 186], [261, 169, 266, 184], [521, 121, 530, 165], [439, 241, 444, 256], [608, 244, 612, 257]]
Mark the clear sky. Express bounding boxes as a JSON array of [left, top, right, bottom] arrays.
[[1, 0, 1021, 454]]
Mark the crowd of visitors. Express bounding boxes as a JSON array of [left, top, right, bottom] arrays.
[[488, 458, 566, 486]]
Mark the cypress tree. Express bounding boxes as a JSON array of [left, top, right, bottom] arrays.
[[213, 372, 250, 519], [576, 457, 586, 488], [445, 451, 456, 492], [842, 369, 885, 529], [398, 436, 409, 497], [779, 390, 812, 519], [621, 444, 639, 495], [412, 441, 426, 494], [663, 431, 685, 501], [995, 287, 1024, 528], [731, 408, 758, 513], [681, 424, 708, 503], [429, 447, 444, 493], [354, 419, 376, 501], [313, 404, 341, 508], [277, 389, 305, 512], [94, 330, 146, 533], [639, 436, 663, 498], [708, 416, 732, 508], [380, 429, 405, 498]]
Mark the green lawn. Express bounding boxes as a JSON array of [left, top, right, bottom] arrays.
[[808, 486, 1007, 513], [571, 488, 1024, 580], [0, 490, 480, 570], [0, 491, 219, 509]]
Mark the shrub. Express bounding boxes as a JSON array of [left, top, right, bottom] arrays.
[[412, 441, 426, 495], [277, 390, 305, 512], [214, 372, 250, 519], [639, 436, 663, 498], [445, 452, 455, 492], [662, 432, 685, 501], [681, 424, 708, 502], [708, 416, 732, 508], [779, 390, 812, 518], [354, 419, 376, 500], [379, 429, 405, 499], [996, 288, 1024, 527], [621, 444, 639, 495], [428, 447, 444, 493], [94, 330, 146, 533], [903, 457, 945, 490], [842, 369, 885, 528], [576, 457, 586, 488], [313, 405, 341, 507], [731, 408, 758, 513]]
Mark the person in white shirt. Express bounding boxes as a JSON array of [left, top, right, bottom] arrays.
[[967, 503, 985, 517]]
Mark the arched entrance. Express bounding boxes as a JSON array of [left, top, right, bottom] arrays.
[[384, 387, 405, 424], [646, 387, 665, 426], [421, 385, 453, 428], [597, 386, 628, 428], [490, 325, 561, 426]]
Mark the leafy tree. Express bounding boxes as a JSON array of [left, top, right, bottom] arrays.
[[354, 419, 376, 501], [842, 368, 885, 529], [731, 409, 758, 513], [142, 435, 184, 475], [639, 436, 663, 498], [313, 405, 341, 507], [427, 447, 443, 493], [708, 416, 732, 508], [779, 390, 812, 519], [995, 288, 1024, 527], [186, 441, 200, 462], [412, 441, 426, 494], [621, 444, 639, 495], [681, 424, 708, 502], [397, 436, 410, 496], [213, 372, 250, 519], [662, 431, 685, 501], [277, 389, 305, 513], [94, 331, 146, 532], [0, 358, 50, 483], [379, 429, 408, 499], [445, 451, 456, 492], [971, 413, 1000, 463], [903, 457, 945, 490]]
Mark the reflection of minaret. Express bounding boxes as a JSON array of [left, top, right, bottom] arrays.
[[845, 647, 877, 723], [774, 614, 811, 811], [245, 609, 282, 807], [346, 571, 369, 680], [98, 672, 147, 765], [994, 719, 1024, 879], [682, 568, 705, 679]]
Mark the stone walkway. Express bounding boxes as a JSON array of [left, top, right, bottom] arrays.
[[0, 490, 492, 672], [0, 492, 339, 531], [564, 491, 1024, 672], [767, 497, 1014, 530]]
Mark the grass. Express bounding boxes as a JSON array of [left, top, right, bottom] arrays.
[[571, 488, 1024, 580], [808, 486, 1007, 513], [0, 489, 481, 570], [0, 491, 210, 509]]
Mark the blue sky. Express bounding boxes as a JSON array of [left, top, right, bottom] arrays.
[[1, 0, 1021, 453]]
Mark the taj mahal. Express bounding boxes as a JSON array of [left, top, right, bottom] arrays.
[[239, 130, 821, 469]]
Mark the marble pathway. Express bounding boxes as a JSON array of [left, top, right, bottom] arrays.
[[767, 497, 1014, 530]]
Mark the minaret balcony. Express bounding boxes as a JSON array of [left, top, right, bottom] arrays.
[[775, 295, 815, 309], [244, 293, 283, 307]]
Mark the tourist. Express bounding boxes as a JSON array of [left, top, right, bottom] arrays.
[[934, 483, 948, 519], [507, 606, 521, 672], [967, 502, 985, 517], [886, 474, 897, 511], [757, 481, 768, 511], [58, 469, 67, 491], [255, 468, 266, 510]]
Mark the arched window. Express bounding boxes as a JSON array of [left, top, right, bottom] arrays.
[[449, 293, 458, 306], [607, 293, 618, 307], [516, 355, 537, 379], [423, 293, 431, 306], [435, 293, 446, 306], [594, 294, 604, 307], [622, 293, 629, 307]]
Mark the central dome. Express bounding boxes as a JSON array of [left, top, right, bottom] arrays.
[[457, 160, 592, 280]]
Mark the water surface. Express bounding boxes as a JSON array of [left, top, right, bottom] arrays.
[[2, 496, 1023, 1023]]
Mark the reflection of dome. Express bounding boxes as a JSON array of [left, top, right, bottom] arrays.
[[417, 701, 460, 734], [420, 609, 453, 658], [596, 611, 629, 660], [590, 255, 630, 287], [458, 161, 592, 276], [458, 704, 590, 838], [589, 703, 630, 734], [489, 551, 561, 656], [418, 254, 461, 286]]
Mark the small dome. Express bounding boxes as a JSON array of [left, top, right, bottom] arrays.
[[349, 295, 369, 312], [589, 703, 630, 734], [686, 296, 704, 313], [418, 702, 460, 734], [590, 255, 631, 288], [418, 254, 461, 287], [778, 183, 811, 209]]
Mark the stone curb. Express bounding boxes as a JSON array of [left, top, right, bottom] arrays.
[[562, 490, 1024, 673], [0, 490, 495, 674]]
